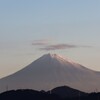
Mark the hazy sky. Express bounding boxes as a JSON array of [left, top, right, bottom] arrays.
[[0, 0, 100, 78]]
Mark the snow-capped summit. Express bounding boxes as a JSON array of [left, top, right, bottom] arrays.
[[0, 53, 100, 93], [38, 53, 78, 65]]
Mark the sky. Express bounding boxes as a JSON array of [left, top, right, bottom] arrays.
[[0, 0, 100, 78]]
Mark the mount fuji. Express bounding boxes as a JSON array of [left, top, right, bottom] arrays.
[[0, 53, 100, 93]]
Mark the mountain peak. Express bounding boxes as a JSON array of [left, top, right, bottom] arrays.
[[42, 53, 76, 64], [41, 53, 61, 60], [44, 53, 58, 57], [43, 53, 66, 59]]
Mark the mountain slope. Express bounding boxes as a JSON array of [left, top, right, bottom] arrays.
[[0, 53, 100, 93]]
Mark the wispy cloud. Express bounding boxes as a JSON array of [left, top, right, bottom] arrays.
[[32, 39, 92, 51], [80, 45, 92, 48], [39, 44, 92, 51], [39, 44, 77, 51]]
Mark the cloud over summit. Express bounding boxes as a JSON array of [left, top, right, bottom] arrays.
[[39, 44, 78, 51], [32, 39, 92, 51]]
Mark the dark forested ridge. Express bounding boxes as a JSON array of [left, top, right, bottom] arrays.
[[0, 86, 100, 100], [50, 86, 87, 98]]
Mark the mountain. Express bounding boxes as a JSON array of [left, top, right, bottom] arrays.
[[0, 53, 100, 93], [50, 86, 87, 98]]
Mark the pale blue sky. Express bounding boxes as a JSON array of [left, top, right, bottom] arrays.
[[0, 0, 100, 78]]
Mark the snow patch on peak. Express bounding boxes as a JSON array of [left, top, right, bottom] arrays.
[[44, 53, 58, 58], [43, 53, 78, 65]]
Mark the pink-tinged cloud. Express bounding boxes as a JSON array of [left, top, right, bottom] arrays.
[[39, 44, 92, 51], [32, 40, 92, 51], [39, 44, 78, 51]]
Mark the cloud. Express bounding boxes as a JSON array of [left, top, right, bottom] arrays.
[[39, 44, 92, 51], [32, 39, 50, 46], [80, 45, 92, 48], [39, 44, 78, 51], [32, 39, 92, 51]]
